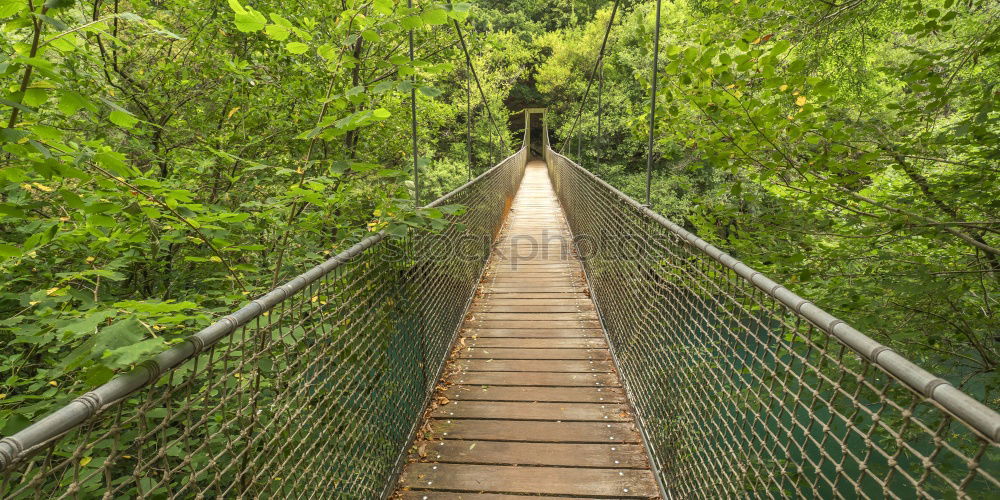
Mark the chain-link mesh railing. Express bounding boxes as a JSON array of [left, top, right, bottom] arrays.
[[545, 138, 999, 499], [0, 143, 526, 498]]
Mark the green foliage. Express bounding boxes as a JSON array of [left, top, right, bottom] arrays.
[[0, 0, 528, 433], [536, 0, 999, 402]]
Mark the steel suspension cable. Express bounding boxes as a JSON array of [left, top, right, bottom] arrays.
[[466, 56, 472, 181], [408, 0, 419, 206], [596, 62, 605, 174], [452, 20, 508, 152], [644, 0, 662, 206], [558, 0, 621, 153]]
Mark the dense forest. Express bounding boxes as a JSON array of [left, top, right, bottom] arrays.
[[1, 0, 997, 440]]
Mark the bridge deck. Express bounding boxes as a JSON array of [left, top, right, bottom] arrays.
[[397, 161, 660, 499]]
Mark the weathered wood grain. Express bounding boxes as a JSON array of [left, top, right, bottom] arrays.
[[443, 385, 626, 403], [430, 401, 630, 421], [401, 463, 658, 497]]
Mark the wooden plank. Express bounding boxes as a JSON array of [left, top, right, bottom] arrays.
[[499, 223, 565, 226], [468, 338, 607, 349], [489, 264, 578, 270], [486, 260, 583, 272], [482, 280, 580, 286], [504, 221, 567, 224], [401, 463, 658, 497], [493, 246, 572, 251], [487, 281, 581, 287], [488, 275, 579, 281], [427, 419, 641, 443], [490, 257, 574, 262], [493, 249, 573, 253], [478, 298, 591, 305], [446, 371, 620, 387], [466, 320, 601, 329], [444, 386, 625, 403], [469, 328, 604, 338], [401, 493, 591, 500], [470, 313, 598, 322], [485, 278, 586, 293], [482, 290, 590, 298], [488, 269, 575, 274], [470, 304, 593, 313], [460, 347, 609, 360], [472, 315, 600, 325], [430, 401, 629, 421], [471, 309, 596, 317], [457, 359, 614, 373], [486, 287, 582, 293], [487, 270, 577, 275], [415, 440, 648, 468]]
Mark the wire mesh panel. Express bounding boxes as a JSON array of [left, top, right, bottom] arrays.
[[0, 147, 526, 499], [545, 144, 999, 499]]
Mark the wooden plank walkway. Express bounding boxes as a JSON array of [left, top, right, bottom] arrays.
[[396, 161, 660, 499]]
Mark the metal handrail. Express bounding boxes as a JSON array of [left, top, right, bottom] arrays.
[[543, 117, 998, 497], [549, 146, 1000, 441], [0, 116, 528, 496], [0, 146, 529, 470]]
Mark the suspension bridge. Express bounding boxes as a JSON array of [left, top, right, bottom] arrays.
[[2, 1, 1000, 495], [0, 109, 998, 498]]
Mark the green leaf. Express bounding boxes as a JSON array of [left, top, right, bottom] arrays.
[[374, 0, 394, 15], [0, 128, 28, 143], [0, 243, 21, 258], [438, 204, 465, 215], [43, 0, 75, 9], [83, 365, 115, 386], [57, 91, 92, 115], [1, 414, 30, 436], [228, 0, 267, 32], [0, 203, 25, 217], [22, 88, 47, 107], [401, 15, 422, 29], [61, 310, 118, 336], [421, 8, 448, 25], [361, 29, 379, 43], [418, 86, 442, 97], [29, 124, 61, 141], [88, 214, 116, 227], [386, 222, 408, 237], [59, 189, 85, 209], [317, 44, 336, 60], [425, 62, 453, 74], [91, 317, 143, 354], [109, 110, 138, 128], [269, 13, 293, 27], [372, 80, 397, 94], [1, 98, 33, 116], [227, 0, 246, 14], [285, 42, 309, 54], [94, 151, 132, 177], [103, 338, 167, 367], [445, 3, 471, 21], [265, 24, 290, 41], [0, 0, 25, 17]]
